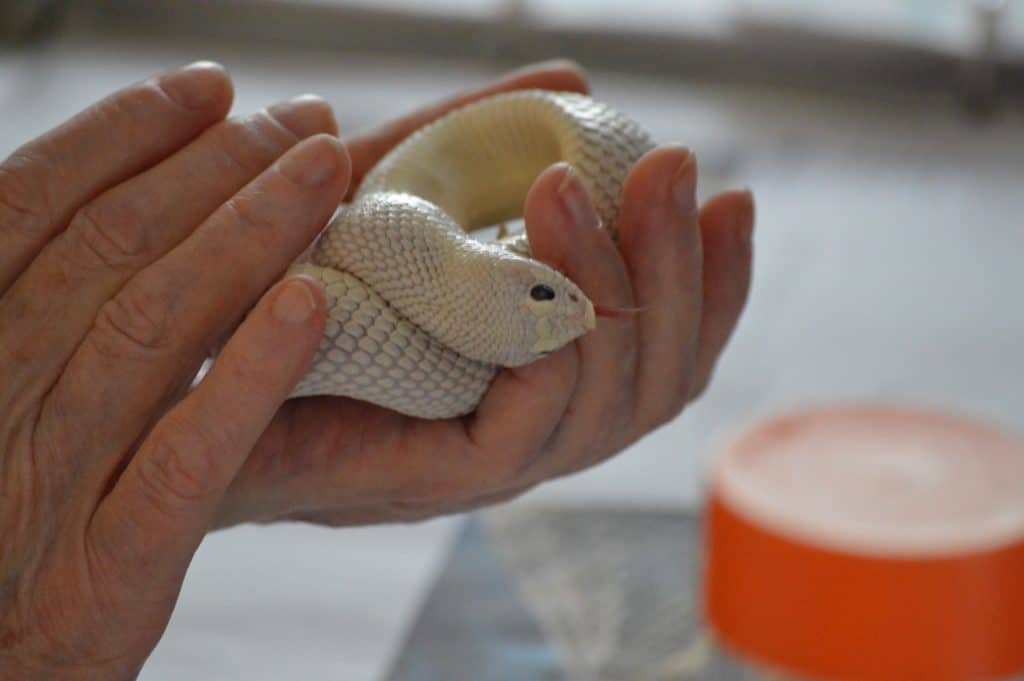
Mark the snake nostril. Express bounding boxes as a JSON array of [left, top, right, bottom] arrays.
[[569, 293, 579, 303]]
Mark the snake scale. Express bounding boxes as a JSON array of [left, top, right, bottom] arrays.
[[287, 90, 654, 419]]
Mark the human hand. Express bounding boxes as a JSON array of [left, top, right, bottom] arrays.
[[0, 62, 350, 677], [214, 63, 755, 528]]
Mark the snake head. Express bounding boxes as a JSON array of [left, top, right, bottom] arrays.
[[488, 256, 595, 367]]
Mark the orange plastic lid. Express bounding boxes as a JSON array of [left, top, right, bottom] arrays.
[[703, 405, 1024, 681]]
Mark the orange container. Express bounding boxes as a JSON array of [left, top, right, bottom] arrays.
[[703, 405, 1024, 681]]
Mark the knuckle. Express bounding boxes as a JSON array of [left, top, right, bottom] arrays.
[[215, 111, 296, 176], [150, 65, 231, 111], [674, 364, 700, 414], [646, 385, 691, 433], [223, 193, 276, 237], [65, 200, 147, 271], [489, 447, 537, 488], [0, 153, 50, 237], [687, 373, 711, 404], [442, 437, 525, 498], [663, 390, 691, 426], [299, 97, 337, 133], [102, 84, 167, 131], [137, 424, 222, 512], [83, 96, 140, 150], [91, 281, 177, 358], [267, 96, 337, 138]]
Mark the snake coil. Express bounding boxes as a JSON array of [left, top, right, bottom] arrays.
[[288, 91, 653, 419]]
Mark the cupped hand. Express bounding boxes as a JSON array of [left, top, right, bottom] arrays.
[[214, 64, 755, 528], [0, 56, 753, 677], [0, 62, 349, 677]]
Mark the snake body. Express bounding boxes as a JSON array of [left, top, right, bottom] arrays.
[[288, 91, 653, 419]]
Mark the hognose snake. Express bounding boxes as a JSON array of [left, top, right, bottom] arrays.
[[287, 90, 653, 419]]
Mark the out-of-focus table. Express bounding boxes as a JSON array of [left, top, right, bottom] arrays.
[[2, 25, 1022, 680]]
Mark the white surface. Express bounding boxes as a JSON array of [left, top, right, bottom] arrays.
[[733, 0, 1024, 59], [731, 0, 972, 54], [714, 406, 1024, 555], [145, 520, 458, 680], [526, 0, 731, 35], [1, 28, 1023, 681]]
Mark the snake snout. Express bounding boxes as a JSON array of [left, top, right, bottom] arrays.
[[582, 298, 596, 331], [562, 281, 595, 333]]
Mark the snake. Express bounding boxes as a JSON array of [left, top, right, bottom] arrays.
[[287, 90, 654, 419]]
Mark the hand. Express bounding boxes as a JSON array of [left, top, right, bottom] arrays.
[[0, 62, 350, 677], [214, 64, 755, 528]]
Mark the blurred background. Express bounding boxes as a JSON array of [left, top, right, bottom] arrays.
[[2, 1, 1023, 679]]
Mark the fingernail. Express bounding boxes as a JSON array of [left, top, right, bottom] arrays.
[[526, 58, 587, 88], [557, 166, 599, 229], [278, 136, 341, 187], [512, 58, 584, 78], [531, 57, 583, 72], [161, 61, 228, 109], [273, 277, 319, 324], [267, 94, 338, 139], [672, 152, 697, 217]]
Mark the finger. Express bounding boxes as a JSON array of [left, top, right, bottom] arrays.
[[0, 62, 232, 291], [344, 59, 589, 198], [44, 135, 349, 494], [218, 397, 413, 526], [690, 189, 755, 398], [529, 165, 638, 476], [259, 477, 532, 527], [473, 163, 637, 482], [88, 275, 325, 588], [0, 96, 337, 405], [291, 477, 532, 525], [215, 397, 475, 524], [616, 145, 703, 435], [461, 166, 599, 463], [214, 391, 541, 529]]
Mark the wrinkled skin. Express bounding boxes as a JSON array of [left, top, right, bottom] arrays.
[[0, 60, 753, 678]]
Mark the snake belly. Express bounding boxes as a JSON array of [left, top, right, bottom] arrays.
[[288, 90, 654, 419]]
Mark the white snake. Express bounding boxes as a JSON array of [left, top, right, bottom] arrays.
[[287, 90, 653, 419]]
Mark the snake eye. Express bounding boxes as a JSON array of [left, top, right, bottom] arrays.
[[530, 284, 556, 301]]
